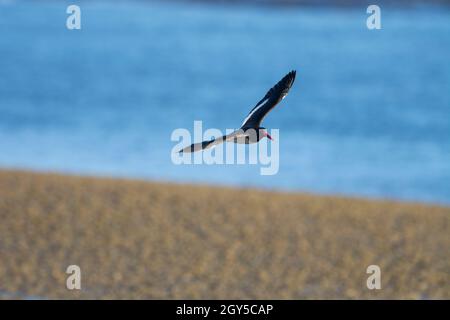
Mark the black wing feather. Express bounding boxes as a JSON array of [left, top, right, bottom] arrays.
[[241, 70, 296, 129]]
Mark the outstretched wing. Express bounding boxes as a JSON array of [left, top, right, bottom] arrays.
[[241, 70, 296, 129]]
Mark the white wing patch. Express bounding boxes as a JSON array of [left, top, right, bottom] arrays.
[[241, 98, 269, 126]]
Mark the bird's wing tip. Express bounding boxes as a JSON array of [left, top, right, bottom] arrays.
[[286, 70, 296, 85]]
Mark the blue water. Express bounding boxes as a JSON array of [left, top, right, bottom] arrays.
[[0, 1, 449, 204]]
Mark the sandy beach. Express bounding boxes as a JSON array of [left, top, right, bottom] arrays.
[[0, 169, 448, 299]]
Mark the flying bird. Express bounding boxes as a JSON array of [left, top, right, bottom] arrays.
[[179, 70, 296, 153]]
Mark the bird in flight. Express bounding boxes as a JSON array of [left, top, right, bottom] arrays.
[[179, 70, 296, 153]]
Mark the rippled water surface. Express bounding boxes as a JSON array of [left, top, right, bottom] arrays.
[[0, 2, 449, 203]]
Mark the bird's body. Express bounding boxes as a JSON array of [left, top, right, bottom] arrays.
[[179, 70, 296, 153]]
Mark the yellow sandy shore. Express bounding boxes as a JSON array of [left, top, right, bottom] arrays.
[[0, 169, 448, 299]]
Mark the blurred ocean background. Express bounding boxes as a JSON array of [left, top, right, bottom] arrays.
[[0, 1, 449, 204]]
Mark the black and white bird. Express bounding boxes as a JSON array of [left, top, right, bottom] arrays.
[[179, 70, 296, 153]]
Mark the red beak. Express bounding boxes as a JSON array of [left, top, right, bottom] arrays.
[[265, 132, 273, 141]]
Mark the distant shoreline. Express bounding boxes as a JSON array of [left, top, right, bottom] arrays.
[[1, 167, 447, 207]]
